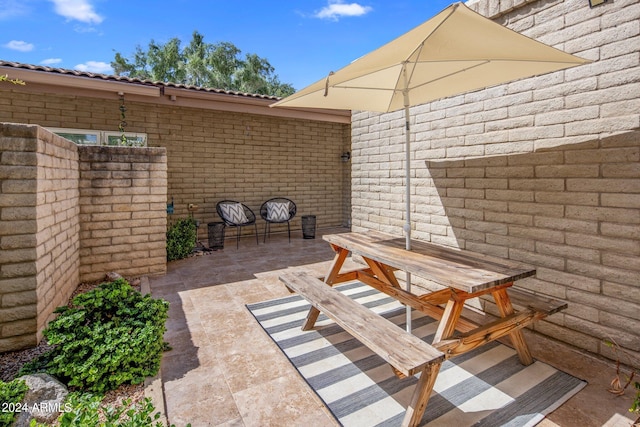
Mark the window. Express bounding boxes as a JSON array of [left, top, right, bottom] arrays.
[[48, 128, 147, 147]]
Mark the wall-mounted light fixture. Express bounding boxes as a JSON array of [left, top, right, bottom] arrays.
[[341, 151, 351, 162], [588, 0, 608, 7]]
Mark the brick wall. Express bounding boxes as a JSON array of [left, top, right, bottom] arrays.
[[1, 123, 79, 351], [78, 146, 167, 281], [0, 90, 351, 240], [153, 109, 350, 239], [0, 123, 167, 352], [351, 0, 639, 364], [0, 87, 349, 352]]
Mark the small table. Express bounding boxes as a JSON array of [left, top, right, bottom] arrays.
[[309, 230, 540, 363]]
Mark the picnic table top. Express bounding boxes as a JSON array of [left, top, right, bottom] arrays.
[[323, 230, 535, 294]]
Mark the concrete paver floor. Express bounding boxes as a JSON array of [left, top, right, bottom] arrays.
[[149, 227, 636, 427]]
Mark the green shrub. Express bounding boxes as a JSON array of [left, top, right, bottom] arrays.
[[20, 279, 169, 394], [0, 379, 28, 427], [166, 218, 196, 261]]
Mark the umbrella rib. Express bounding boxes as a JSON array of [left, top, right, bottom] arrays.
[[406, 60, 490, 92], [396, 3, 460, 111], [406, 57, 583, 92]]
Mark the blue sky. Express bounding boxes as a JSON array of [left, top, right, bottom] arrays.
[[1, 0, 455, 90]]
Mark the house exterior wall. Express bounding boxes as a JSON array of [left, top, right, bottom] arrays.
[[153, 107, 351, 237], [351, 0, 639, 364], [0, 84, 349, 352], [0, 89, 352, 239], [0, 123, 167, 352]]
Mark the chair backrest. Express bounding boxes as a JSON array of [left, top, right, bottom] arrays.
[[260, 198, 297, 223], [216, 200, 256, 226]]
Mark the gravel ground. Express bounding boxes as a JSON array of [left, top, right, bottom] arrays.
[[0, 276, 146, 413]]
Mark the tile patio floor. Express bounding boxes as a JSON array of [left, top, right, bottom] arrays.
[[148, 227, 636, 427]]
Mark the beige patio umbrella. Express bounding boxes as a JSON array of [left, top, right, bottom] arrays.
[[272, 2, 589, 330]]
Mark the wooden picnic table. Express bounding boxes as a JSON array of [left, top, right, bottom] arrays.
[[315, 230, 559, 363], [280, 230, 567, 427]]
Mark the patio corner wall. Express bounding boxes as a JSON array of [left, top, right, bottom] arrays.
[[0, 123, 80, 351], [0, 123, 167, 353], [78, 146, 167, 281], [351, 0, 639, 366]]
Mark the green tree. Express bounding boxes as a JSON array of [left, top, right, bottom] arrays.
[[111, 31, 295, 97]]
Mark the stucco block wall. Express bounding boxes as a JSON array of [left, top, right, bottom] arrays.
[[153, 109, 350, 239], [425, 132, 639, 358], [352, 0, 639, 364], [78, 146, 168, 281], [0, 123, 167, 352], [1, 123, 80, 351], [0, 90, 351, 241]]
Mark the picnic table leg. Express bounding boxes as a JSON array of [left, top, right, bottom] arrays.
[[492, 287, 534, 365], [432, 296, 465, 345], [324, 247, 349, 285], [402, 362, 442, 427], [302, 247, 349, 331]]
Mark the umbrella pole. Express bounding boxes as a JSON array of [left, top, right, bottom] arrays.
[[403, 86, 412, 333]]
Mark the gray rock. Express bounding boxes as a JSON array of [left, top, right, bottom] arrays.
[[105, 271, 124, 281], [13, 373, 68, 426]]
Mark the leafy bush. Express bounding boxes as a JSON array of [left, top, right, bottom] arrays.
[[166, 218, 196, 261], [20, 279, 169, 394], [0, 379, 28, 427]]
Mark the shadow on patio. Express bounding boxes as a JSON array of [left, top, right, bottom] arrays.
[[149, 227, 635, 427]]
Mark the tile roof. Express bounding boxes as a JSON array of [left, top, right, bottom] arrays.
[[0, 60, 280, 101]]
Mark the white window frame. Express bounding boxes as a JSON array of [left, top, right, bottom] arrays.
[[48, 127, 148, 147]]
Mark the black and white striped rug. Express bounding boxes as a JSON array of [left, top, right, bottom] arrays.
[[247, 282, 586, 427]]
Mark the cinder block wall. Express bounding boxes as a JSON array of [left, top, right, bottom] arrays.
[[78, 146, 168, 281], [0, 90, 351, 241], [1, 124, 80, 351], [0, 123, 167, 352], [153, 109, 351, 239], [351, 0, 639, 364]]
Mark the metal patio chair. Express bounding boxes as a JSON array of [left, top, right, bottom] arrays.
[[260, 197, 297, 243], [216, 200, 259, 248]]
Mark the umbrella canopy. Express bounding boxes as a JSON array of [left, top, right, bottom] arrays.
[[272, 2, 589, 330], [272, 2, 589, 113]]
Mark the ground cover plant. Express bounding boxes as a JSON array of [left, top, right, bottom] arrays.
[[0, 378, 28, 427], [20, 278, 169, 393], [28, 392, 167, 427], [1, 278, 182, 426]]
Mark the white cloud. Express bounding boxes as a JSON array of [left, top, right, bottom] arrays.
[[4, 40, 34, 52], [315, 1, 372, 20], [49, 0, 103, 24], [0, 0, 29, 20], [41, 58, 63, 65], [74, 61, 112, 74]]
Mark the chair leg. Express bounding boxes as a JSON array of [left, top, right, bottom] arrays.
[[236, 227, 240, 249], [287, 221, 291, 243]]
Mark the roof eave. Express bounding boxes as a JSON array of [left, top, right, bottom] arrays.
[[0, 65, 351, 124]]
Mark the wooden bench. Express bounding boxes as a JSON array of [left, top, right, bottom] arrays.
[[433, 287, 567, 358], [279, 270, 445, 427], [507, 287, 568, 316]]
